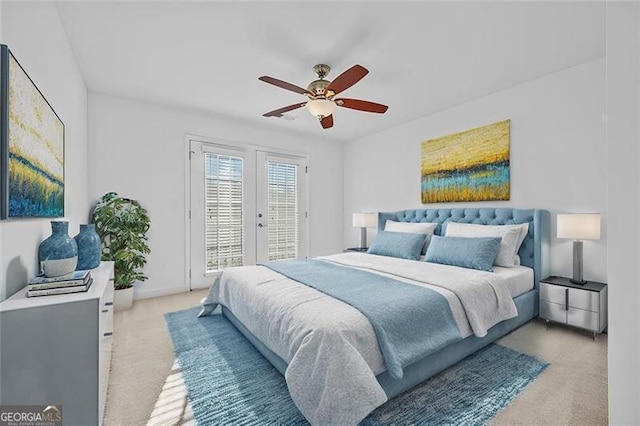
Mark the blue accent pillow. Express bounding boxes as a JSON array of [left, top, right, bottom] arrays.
[[367, 231, 426, 260], [424, 235, 502, 272]]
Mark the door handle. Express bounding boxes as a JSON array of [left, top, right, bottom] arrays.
[[258, 223, 265, 228]]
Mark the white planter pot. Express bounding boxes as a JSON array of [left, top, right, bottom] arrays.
[[113, 287, 134, 312]]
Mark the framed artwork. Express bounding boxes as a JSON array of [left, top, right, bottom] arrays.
[[1, 44, 64, 219], [421, 119, 510, 203]]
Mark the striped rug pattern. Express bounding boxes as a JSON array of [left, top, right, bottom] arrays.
[[165, 307, 548, 425]]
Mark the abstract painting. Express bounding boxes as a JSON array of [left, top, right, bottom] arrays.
[[1, 45, 64, 219], [421, 120, 510, 203]]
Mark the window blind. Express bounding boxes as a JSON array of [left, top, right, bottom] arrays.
[[267, 160, 299, 260], [205, 153, 244, 271]]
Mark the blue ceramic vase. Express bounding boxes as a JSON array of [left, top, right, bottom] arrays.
[[38, 221, 78, 277], [74, 224, 101, 270]]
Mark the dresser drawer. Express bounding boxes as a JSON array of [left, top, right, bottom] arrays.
[[540, 283, 567, 304], [567, 307, 599, 332], [568, 288, 599, 312], [540, 300, 567, 323], [98, 276, 114, 425]]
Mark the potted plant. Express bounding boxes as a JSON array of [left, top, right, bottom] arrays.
[[92, 192, 151, 312]]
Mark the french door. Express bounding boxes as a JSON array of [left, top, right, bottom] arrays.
[[256, 152, 307, 263], [189, 138, 308, 290]]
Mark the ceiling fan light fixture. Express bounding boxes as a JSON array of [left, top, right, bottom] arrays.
[[259, 63, 388, 129], [306, 99, 336, 119]]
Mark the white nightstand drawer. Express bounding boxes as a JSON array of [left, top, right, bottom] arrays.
[[540, 283, 567, 304], [540, 277, 607, 338], [567, 307, 599, 331], [568, 288, 599, 312], [540, 300, 567, 323]]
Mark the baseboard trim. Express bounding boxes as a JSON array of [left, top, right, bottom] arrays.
[[133, 286, 192, 300]]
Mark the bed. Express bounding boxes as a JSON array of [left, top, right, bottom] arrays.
[[199, 208, 550, 425]]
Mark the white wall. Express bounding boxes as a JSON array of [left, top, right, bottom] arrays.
[[344, 58, 607, 282], [88, 93, 344, 299], [606, 2, 640, 423], [0, 2, 88, 302]]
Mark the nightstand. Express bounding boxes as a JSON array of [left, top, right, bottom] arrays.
[[345, 247, 369, 252], [539, 276, 607, 339]]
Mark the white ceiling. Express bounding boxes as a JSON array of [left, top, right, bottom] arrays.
[[55, 1, 605, 142]]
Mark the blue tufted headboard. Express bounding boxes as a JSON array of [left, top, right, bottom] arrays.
[[378, 208, 550, 287]]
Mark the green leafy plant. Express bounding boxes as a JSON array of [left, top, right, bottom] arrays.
[[91, 192, 151, 290]]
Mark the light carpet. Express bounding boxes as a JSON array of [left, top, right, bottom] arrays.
[[165, 307, 548, 425]]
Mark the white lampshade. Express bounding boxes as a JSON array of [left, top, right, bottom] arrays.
[[557, 213, 601, 240], [306, 99, 336, 118], [353, 212, 377, 228]]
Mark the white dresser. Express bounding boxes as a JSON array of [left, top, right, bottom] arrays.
[[0, 262, 114, 425]]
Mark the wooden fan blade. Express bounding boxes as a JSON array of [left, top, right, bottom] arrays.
[[335, 98, 388, 114], [320, 114, 334, 129], [259, 76, 312, 96], [263, 102, 307, 117], [326, 65, 368, 95]]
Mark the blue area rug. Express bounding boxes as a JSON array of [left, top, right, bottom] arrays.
[[165, 307, 548, 425]]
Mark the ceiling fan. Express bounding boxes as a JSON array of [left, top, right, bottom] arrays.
[[259, 64, 388, 129]]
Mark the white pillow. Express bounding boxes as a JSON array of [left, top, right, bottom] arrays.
[[494, 223, 529, 265], [511, 223, 530, 264], [444, 222, 528, 267], [384, 220, 437, 235], [384, 220, 438, 254]]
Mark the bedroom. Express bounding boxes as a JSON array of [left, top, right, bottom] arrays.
[[0, 1, 637, 425]]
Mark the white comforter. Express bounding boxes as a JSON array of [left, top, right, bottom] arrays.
[[199, 252, 518, 425]]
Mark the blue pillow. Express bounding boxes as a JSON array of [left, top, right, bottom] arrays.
[[367, 231, 426, 260], [424, 235, 502, 272]]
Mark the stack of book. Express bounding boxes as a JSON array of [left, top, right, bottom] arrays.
[[27, 270, 93, 297]]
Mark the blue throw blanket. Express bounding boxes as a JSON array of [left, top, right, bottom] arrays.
[[261, 259, 462, 380]]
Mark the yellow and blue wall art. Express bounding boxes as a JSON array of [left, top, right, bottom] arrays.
[[1, 45, 64, 218], [421, 120, 510, 203]]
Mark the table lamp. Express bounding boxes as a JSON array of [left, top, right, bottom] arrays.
[[352, 213, 377, 249], [557, 213, 601, 284]]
